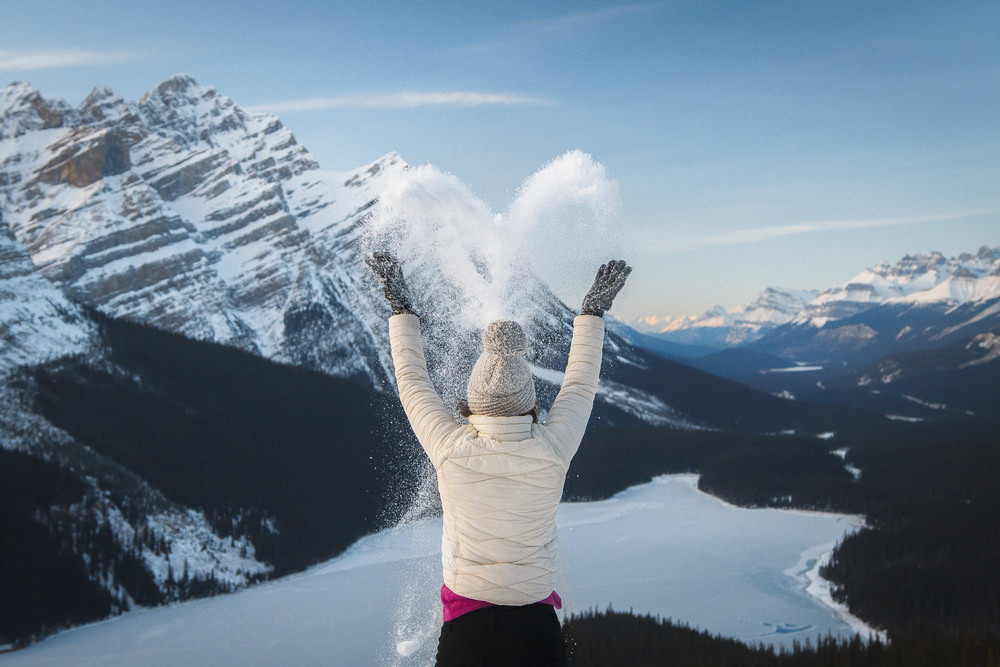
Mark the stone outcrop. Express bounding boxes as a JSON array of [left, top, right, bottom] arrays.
[[37, 129, 132, 187]]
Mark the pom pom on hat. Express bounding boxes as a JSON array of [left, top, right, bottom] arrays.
[[482, 320, 529, 356], [466, 320, 537, 418]]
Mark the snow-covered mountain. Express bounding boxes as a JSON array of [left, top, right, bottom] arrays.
[[800, 247, 1000, 326], [634, 248, 1000, 359], [1, 75, 402, 385], [748, 248, 1000, 366], [636, 248, 1000, 419], [631, 287, 819, 349]]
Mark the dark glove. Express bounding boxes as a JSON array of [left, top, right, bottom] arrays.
[[581, 259, 631, 317], [365, 252, 415, 315]]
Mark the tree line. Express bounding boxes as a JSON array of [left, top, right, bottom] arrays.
[[562, 608, 1000, 667]]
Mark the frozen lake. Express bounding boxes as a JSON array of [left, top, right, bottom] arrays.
[[2, 475, 871, 666]]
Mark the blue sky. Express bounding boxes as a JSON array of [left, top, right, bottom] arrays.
[[2, 0, 997, 320]]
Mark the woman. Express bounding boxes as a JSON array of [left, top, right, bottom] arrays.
[[367, 253, 631, 666]]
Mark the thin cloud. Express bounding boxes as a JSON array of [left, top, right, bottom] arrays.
[[531, 1, 667, 31], [458, 2, 667, 54], [247, 91, 553, 113], [0, 49, 143, 71], [654, 211, 991, 254]]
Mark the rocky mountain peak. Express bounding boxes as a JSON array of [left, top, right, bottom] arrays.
[[1, 81, 38, 108], [139, 73, 201, 106], [970, 245, 1000, 262], [0, 81, 66, 138], [742, 287, 818, 320], [885, 251, 946, 277], [1, 81, 44, 110], [78, 86, 137, 128], [82, 85, 116, 105], [137, 74, 248, 151]]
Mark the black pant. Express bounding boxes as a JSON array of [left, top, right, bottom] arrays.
[[435, 603, 569, 667]]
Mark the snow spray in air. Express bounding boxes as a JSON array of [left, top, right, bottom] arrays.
[[359, 151, 621, 665]]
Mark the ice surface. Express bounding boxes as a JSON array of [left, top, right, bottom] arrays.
[[4, 475, 873, 667]]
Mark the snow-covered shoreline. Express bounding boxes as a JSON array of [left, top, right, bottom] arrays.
[[786, 541, 885, 642]]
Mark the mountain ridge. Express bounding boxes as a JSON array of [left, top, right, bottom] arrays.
[[631, 246, 1000, 358]]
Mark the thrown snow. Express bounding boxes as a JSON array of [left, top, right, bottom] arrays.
[[4, 475, 871, 666]]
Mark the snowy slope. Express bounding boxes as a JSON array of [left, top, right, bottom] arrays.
[[0, 378, 273, 623], [846, 328, 1000, 418], [1, 475, 871, 666], [0, 218, 93, 373]]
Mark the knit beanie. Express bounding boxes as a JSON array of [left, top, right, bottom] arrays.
[[466, 320, 537, 418]]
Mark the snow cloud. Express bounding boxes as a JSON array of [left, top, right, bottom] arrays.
[[358, 151, 621, 400], [248, 91, 551, 113], [361, 150, 620, 328], [0, 49, 143, 71]]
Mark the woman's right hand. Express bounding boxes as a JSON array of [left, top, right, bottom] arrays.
[[365, 252, 415, 315]]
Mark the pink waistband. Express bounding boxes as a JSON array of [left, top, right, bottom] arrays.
[[441, 584, 562, 622]]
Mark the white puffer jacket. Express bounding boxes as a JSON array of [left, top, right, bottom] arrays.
[[388, 313, 605, 606]]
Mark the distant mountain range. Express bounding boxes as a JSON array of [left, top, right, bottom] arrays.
[[630, 286, 820, 348], [624, 247, 1000, 419], [631, 247, 1000, 352]]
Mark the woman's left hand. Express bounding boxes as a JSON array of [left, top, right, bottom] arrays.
[[581, 259, 631, 317]]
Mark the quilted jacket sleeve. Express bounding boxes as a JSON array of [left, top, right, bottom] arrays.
[[388, 314, 464, 467], [543, 314, 605, 465]]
